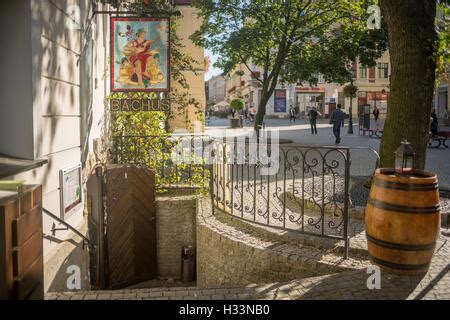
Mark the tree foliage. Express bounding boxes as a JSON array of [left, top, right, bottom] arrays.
[[230, 98, 244, 112], [107, 107, 209, 192], [191, 0, 388, 130], [343, 84, 358, 98], [436, 0, 450, 82]]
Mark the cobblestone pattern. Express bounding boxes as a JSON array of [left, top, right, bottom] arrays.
[[196, 197, 370, 288], [46, 234, 450, 300], [215, 176, 350, 239], [156, 195, 197, 279]]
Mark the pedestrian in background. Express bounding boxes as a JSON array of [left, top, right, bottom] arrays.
[[373, 106, 380, 121], [289, 105, 296, 123], [308, 107, 320, 135], [430, 108, 439, 136], [330, 104, 345, 144], [373, 106, 380, 131]]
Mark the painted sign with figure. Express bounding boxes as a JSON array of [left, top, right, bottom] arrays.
[[274, 89, 287, 113], [111, 17, 170, 92]]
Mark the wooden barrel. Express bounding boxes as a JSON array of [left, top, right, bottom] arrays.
[[365, 168, 441, 275]]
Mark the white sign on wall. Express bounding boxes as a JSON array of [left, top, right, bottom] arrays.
[[60, 163, 83, 220]]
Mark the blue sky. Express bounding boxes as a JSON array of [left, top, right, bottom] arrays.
[[205, 49, 223, 81]]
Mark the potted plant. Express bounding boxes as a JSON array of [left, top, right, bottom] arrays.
[[230, 98, 244, 128]]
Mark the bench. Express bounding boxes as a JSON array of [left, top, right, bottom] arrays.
[[360, 128, 383, 139], [429, 132, 450, 149]]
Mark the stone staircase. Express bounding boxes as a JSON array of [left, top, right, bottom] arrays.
[[46, 234, 450, 301], [45, 197, 450, 301]]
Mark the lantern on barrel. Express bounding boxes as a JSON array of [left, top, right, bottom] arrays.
[[395, 140, 415, 175], [365, 141, 441, 275]]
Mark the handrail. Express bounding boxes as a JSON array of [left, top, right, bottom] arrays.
[[43, 208, 95, 250]]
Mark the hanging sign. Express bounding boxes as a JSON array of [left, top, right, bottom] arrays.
[[111, 17, 170, 92]]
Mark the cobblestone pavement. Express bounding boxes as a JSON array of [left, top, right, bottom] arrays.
[[214, 173, 449, 244], [46, 232, 450, 300], [206, 119, 450, 189]]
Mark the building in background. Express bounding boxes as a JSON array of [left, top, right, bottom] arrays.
[[435, 72, 449, 124], [206, 75, 227, 106], [296, 74, 342, 118], [435, 2, 449, 123], [222, 50, 392, 119], [354, 51, 391, 118], [225, 63, 296, 118]]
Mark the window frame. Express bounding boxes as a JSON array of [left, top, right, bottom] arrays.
[[359, 64, 368, 79], [377, 62, 389, 79]]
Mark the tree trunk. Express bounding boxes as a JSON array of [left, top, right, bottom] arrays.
[[254, 89, 272, 132], [379, 0, 437, 170]]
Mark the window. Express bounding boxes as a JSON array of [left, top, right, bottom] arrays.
[[377, 63, 389, 79], [359, 64, 367, 79]]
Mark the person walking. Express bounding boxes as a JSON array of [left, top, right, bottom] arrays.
[[308, 107, 320, 135], [289, 105, 296, 123], [373, 106, 380, 121], [330, 104, 346, 144], [373, 106, 380, 131]]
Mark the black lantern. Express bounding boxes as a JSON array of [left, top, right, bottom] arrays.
[[395, 140, 415, 175]]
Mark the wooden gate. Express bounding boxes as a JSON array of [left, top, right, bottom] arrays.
[[105, 165, 157, 289]]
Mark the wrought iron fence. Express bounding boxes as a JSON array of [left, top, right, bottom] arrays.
[[210, 138, 352, 258], [111, 134, 356, 258], [111, 135, 212, 189]]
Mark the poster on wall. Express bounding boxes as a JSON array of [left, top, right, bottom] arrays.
[[274, 89, 287, 113], [111, 17, 170, 92], [60, 164, 83, 220]]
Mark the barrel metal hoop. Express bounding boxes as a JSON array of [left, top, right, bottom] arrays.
[[368, 198, 440, 215], [370, 256, 431, 271], [367, 234, 436, 252], [373, 178, 439, 191]]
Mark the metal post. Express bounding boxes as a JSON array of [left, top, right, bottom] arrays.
[[209, 163, 215, 215], [348, 79, 354, 134], [343, 149, 351, 259]]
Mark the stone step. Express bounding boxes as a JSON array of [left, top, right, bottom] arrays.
[[45, 220, 450, 301], [45, 236, 450, 300]]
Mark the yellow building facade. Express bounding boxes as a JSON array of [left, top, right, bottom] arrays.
[[169, 5, 206, 132], [354, 51, 391, 118]]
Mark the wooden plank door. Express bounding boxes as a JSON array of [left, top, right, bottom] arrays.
[[105, 165, 157, 289]]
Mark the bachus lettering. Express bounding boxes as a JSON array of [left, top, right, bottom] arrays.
[[110, 98, 171, 112]]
